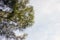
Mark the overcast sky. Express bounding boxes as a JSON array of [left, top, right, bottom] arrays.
[[1, 0, 60, 40], [25, 0, 60, 40]]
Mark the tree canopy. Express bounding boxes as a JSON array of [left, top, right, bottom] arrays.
[[0, 0, 34, 40]]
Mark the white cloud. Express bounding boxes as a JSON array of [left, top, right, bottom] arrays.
[[25, 0, 60, 40]]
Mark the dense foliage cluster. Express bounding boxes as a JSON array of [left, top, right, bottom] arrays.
[[0, 0, 34, 40]]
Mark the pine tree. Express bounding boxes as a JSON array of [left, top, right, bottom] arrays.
[[0, 0, 34, 40]]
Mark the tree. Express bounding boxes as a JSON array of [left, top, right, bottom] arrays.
[[0, 0, 34, 40]]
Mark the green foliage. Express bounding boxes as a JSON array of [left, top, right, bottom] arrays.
[[7, 0, 34, 28], [0, 0, 34, 40]]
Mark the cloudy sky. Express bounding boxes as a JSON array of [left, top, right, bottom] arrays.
[[1, 0, 60, 40], [25, 0, 60, 40]]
